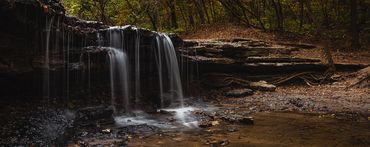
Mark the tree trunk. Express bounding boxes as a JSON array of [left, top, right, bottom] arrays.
[[146, 9, 158, 31], [187, 3, 195, 28], [271, 0, 283, 31], [201, 0, 210, 23], [351, 0, 360, 49], [192, 0, 206, 24], [299, 0, 304, 31], [167, 0, 178, 29]]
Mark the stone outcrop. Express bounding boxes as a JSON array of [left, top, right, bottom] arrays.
[[179, 38, 368, 88]]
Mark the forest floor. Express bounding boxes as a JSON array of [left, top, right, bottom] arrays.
[[182, 23, 370, 64]]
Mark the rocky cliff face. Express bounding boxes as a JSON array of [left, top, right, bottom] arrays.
[[0, 0, 184, 106]]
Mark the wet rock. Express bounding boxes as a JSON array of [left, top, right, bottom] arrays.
[[239, 116, 254, 125], [198, 120, 213, 128], [117, 124, 160, 136], [209, 139, 230, 147], [0, 108, 75, 146], [168, 33, 183, 48], [172, 137, 185, 142], [76, 106, 113, 120], [101, 128, 111, 133], [222, 115, 254, 125], [184, 55, 235, 65], [211, 121, 220, 126], [75, 106, 114, 127], [227, 128, 237, 132], [225, 89, 254, 97], [220, 139, 230, 146], [158, 109, 175, 115]]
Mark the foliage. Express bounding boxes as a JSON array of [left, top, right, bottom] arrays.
[[60, 0, 370, 49]]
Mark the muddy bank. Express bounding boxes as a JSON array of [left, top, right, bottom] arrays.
[[204, 85, 369, 118]]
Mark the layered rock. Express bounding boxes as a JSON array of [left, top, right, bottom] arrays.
[[179, 38, 368, 87], [0, 0, 183, 106]]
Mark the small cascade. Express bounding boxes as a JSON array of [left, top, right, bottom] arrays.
[[107, 48, 130, 114], [100, 26, 185, 112], [43, 16, 54, 101], [155, 34, 184, 107], [64, 32, 71, 102], [104, 26, 133, 114], [134, 28, 141, 104], [155, 36, 164, 106]]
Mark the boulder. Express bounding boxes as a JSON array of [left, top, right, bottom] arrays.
[[221, 115, 254, 125]]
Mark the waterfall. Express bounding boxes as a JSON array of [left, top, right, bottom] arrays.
[[97, 26, 184, 113]]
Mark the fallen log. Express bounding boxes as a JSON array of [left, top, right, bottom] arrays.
[[347, 66, 370, 88]]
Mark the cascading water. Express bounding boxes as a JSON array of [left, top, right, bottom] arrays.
[[134, 28, 141, 104], [155, 34, 184, 107], [107, 48, 130, 114], [104, 26, 133, 114], [155, 36, 164, 106], [101, 26, 185, 113], [43, 16, 54, 101]]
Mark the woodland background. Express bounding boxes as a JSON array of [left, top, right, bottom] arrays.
[[61, 0, 370, 50]]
